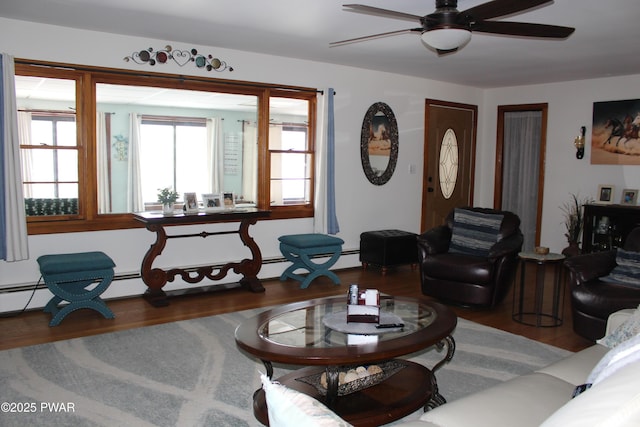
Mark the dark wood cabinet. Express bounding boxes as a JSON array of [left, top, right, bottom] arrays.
[[582, 204, 640, 253]]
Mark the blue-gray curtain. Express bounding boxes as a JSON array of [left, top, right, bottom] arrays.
[[326, 88, 339, 235], [315, 88, 339, 235], [0, 53, 29, 261]]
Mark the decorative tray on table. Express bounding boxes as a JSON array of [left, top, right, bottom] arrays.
[[295, 359, 407, 396]]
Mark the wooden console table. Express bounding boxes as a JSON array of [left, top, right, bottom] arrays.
[[133, 209, 270, 307]]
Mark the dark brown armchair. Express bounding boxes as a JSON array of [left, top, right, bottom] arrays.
[[417, 207, 524, 308], [565, 227, 640, 341]]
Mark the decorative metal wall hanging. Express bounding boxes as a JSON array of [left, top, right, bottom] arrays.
[[112, 134, 128, 161], [124, 45, 233, 72], [360, 102, 399, 185]]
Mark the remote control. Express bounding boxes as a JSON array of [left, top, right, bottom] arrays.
[[375, 323, 404, 329]]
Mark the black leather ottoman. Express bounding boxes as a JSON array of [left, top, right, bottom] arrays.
[[360, 230, 418, 275]]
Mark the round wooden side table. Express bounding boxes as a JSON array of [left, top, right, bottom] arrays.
[[512, 251, 566, 327]]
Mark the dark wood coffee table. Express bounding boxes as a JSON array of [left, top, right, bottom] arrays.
[[235, 295, 457, 427]]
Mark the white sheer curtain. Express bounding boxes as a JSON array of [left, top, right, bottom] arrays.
[[502, 110, 542, 251], [314, 88, 339, 235], [17, 111, 32, 198], [206, 117, 223, 193], [127, 113, 143, 212], [0, 53, 29, 261], [242, 121, 257, 203], [96, 112, 111, 213], [269, 124, 283, 204]]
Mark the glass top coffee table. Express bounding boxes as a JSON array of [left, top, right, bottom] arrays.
[[235, 295, 457, 427]]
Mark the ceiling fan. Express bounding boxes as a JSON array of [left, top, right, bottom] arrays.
[[330, 0, 575, 54]]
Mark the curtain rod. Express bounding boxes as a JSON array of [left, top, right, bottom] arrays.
[[15, 58, 335, 95], [239, 120, 308, 126], [18, 108, 75, 115]]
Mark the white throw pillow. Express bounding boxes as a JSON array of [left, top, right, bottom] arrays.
[[260, 374, 353, 427], [597, 304, 640, 348], [542, 344, 640, 427], [589, 333, 640, 386]]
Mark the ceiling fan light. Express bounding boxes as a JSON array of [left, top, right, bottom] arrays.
[[421, 28, 471, 51]]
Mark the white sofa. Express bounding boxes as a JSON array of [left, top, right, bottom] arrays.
[[398, 309, 640, 427]]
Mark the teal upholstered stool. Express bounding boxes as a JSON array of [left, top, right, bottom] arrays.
[[278, 234, 344, 289], [37, 251, 116, 326]]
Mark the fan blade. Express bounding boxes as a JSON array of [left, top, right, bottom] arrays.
[[342, 4, 422, 23], [330, 28, 422, 47], [462, 0, 552, 21], [471, 20, 575, 38]]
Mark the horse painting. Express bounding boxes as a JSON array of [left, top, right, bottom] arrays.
[[621, 114, 640, 144], [592, 100, 640, 165], [603, 117, 625, 146]]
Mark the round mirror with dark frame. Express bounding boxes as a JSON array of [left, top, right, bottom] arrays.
[[360, 102, 398, 185]]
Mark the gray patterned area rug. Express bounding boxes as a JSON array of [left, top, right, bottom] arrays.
[[0, 307, 571, 427]]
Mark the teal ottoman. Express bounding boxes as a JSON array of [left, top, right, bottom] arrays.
[[37, 251, 116, 326], [278, 234, 344, 289]]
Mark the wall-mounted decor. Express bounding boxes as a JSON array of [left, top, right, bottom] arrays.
[[597, 185, 615, 204], [360, 102, 399, 185], [573, 126, 586, 159], [621, 188, 639, 205], [591, 99, 640, 165], [124, 45, 233, 72], [112, 134, 128, 161]]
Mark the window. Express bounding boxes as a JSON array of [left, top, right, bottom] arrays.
[[139, 117, 208, 208], [268, 96, 314, 214], [14, 61, 317, 234], [270, 124, 311, 205], [16, 73, 83, 222], [21, 113, 81, 219], [24, 114, 78, 198]]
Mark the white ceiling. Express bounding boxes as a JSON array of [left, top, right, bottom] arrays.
[[1, 0, 640, 88]]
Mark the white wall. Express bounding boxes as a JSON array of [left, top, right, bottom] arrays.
[[0, 18, 482, 312], [480, 75, 640, 253]]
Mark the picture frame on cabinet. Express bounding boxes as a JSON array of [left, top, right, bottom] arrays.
[[597, 185, 615, 204], [621, 189, 638, 205]]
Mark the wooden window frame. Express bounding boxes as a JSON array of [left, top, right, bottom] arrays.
[[15, 60, 317, 234], [22, 113, 79, 208]]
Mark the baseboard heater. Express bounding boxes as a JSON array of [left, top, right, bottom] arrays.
[[0, 249, 360, 295]]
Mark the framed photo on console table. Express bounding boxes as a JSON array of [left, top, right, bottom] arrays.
[[202, 193, 224, 211], [184, 192, 199, 212], [223, 192, 235, 209]]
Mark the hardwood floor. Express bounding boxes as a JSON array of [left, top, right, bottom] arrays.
[[0, 266, 594, 352]]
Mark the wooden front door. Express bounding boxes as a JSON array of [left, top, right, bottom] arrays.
[[421, 100, 477, 232]]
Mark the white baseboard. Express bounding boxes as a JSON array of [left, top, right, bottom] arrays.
[[0, 252, 360, 314]]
